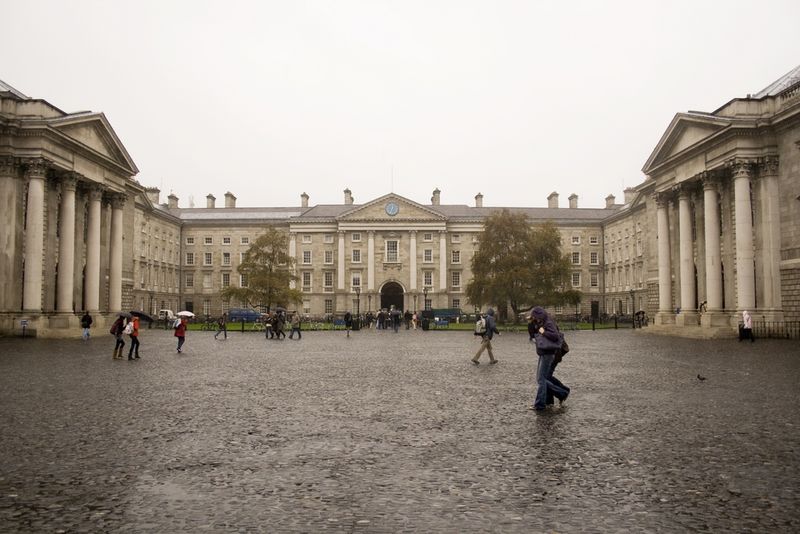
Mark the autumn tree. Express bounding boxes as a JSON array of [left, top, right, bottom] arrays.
[[220, 227, 303, 311], [465, 210, 574, 317]]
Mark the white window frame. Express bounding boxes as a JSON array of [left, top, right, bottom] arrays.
[[185, 273, 194, 288], [323, 271, 333, 291], [240, 236, 250, 245], [590, 272, 599, 287], [323, 234, 334, 244], [451, 234, 461, 243], [302, 271, 312, 291], [222, 236, 231, 245], [351, 232, 361, 242], [185, 252, 195, 266], [423, 249, 433, 263], [451, 271, 461, 289], [324, 250, 334, 264], [423, 271, 432, 287], [204, 252, 213, 266], [572, 272, 581, 287], [590, 235, 599, 245], [222, 252, 231, 266], [423, 233, 432, 242], [204, 236, 213, 245], [186, 236, 195, 245], [302, 234, 312, 244], [590, 251, 599, 265], [572, 252, 581, 265], [572, 235, 581, 245], [385, 240, 399, 263], [352, 249, 361, 263], [451, 250, 460, 264], [240, 274, 249, 288], [302, 250, 312, 265], [221, 272, 230, 288], [351, 273, 361, 290]]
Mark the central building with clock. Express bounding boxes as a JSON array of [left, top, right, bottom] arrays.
[[159, 186, 618, 319]]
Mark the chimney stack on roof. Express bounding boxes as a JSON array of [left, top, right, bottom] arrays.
[[206, 194, 216, 209], [475, 193, 483, 208], [145, 187, 160, 205], [431, 188, 441, 206], [224, 192, 236, 208], [547, 191, 559, 208], [301, 192, 309, 208], [167, 193, 179, 209], [344, 188, 353, 205], [568, 193, 578, 209], [605, 194, 616, 209], [624, 187, 636, 205]]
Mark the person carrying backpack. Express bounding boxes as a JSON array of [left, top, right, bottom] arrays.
[[471, 308, 500, 365], [110, 316, 126, 360], [127, 316, 140, 360]]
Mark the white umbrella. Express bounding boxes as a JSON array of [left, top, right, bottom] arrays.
[[176, 311, 195, 317]]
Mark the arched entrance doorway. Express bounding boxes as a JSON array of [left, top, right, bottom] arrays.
[[380, 281, 404, 311]]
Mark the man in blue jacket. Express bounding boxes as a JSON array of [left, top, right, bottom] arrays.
[[472, 308, 500, 365]]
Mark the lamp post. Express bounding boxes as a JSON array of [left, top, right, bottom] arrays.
[[355, 285, 361, 330], [630, 288, 636, 328]]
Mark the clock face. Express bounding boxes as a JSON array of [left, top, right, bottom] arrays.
[[385, 202, 399, 216]]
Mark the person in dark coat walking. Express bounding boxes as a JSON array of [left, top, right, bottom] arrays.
[[80, 312, 93, 340], [530, 306, 569, 411]]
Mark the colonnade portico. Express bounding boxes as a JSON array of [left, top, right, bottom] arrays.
[[3, 156, 130, 333], [654, 156, 784, 328]]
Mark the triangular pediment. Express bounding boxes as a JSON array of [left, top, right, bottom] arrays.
[[643, 113, 731, 175], [48, 112, 139, 175], [338, 193, 447, 221]]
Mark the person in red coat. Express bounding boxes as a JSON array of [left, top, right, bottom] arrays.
[[174, 317, 188, 353]]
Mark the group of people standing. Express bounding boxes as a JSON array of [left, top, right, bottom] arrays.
[[472, 306, 570, 412], [106, 314, 189, 358]]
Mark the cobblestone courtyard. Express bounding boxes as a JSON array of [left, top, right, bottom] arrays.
[[1, 327, 798, 532]]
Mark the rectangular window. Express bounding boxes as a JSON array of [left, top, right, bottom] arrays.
[[240, 274, 249, 288], [572, 252, 581, 265], [303, 300, 311, 314], [423, 249, 433, 263], [204, 252, 213, 266], [385, 240, 398, 262], [590, 251, 599, 265], [424, 271, 432, 287], [451, 234, 461, 243], [302, 271, 312, 289], [352, 249, 361, 263], [451, 271, 461, 288], [423, 233, 432, 242], [352, 273, 361, 289], [240, 236, 250, 245], [572, 272, 581, 287], [186, 237, 195, 245], [302, 250, 312, 264], [352, 232, 361, 242], [324, 271, 333, 290], [451, 250, 460, 264], [221, 273, 230, 288], [203, 274, 212, 288], [424, 298, 431, 311], [204, 236, 213, 245], [452, 298, 460, 309], [324, 250, 334, 264], [325, 299, 333, 314], [222, 252, 231, 266], [302, 234, 312, 244], [203, 300, 211, 317], [590, 235, 599, 245], [572, 236, 581, 245], [185, 273, 194, 288], [185, 252, 195, 266], [222, 236, 231, 245], [323, 234, 334, 244], [590, 272, 599, 287]]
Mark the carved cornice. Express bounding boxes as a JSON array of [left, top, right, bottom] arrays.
[[654, 190, 674, 208], [61, 173, 78, 192], [87, 184, 104, 202], [700, 171, 721, 192]]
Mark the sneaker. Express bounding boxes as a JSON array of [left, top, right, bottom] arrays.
[[527, 405, 546, 411], [471, 360, 479, 365]]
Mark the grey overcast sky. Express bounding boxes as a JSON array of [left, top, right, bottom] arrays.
[[2, 0, 799, 208]]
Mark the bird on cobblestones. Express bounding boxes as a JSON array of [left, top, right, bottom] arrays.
[[697, 374, 707, 381]]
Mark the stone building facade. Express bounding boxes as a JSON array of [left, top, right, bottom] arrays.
[[2, 65, 798, 337]]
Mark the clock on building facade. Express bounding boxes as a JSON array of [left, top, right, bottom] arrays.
[[385, 202, 399, 216]]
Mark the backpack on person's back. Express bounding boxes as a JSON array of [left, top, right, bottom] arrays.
[[475, 316, 487, 335]]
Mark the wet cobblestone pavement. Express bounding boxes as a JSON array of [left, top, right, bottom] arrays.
[[1, 327, 799, 532]]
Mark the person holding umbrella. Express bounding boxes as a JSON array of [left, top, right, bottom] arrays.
[[127, 315, 140, 360], [174, 311, 193, 353], [110, 313, 129, 359]]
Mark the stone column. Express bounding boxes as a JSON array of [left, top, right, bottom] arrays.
[[56, 174, 78, 313], [439, 230, 447, 294], [367, 231, 375, 291], [676, 185, 697, 325], [288, 232, 296, 289], [22, 159, 48, 313], [655, 192, 673, 324], [731, 160, 755, 313], [85, 185, 103, 313], [108, 194, 125, 312], [337, 231, 345, 290], [409, 230, 417, 291], [758, 156, 783, 319], [0, 157, 20, 312], [702, 175, 724, 323]]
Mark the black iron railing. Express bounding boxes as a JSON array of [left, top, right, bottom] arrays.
[[750, 321, 800, 339]]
